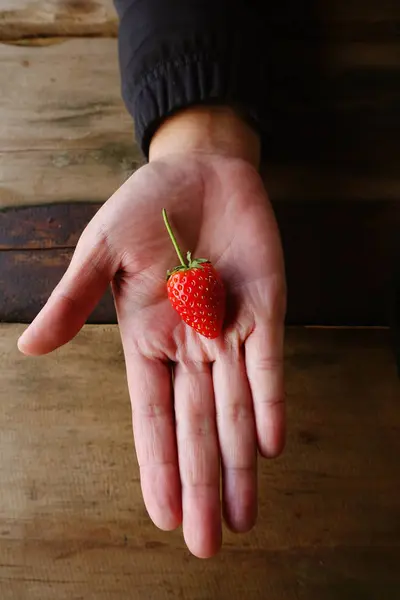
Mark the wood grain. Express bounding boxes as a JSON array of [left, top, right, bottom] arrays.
[[0, 39, 142, 208], [0, 203, 98, 249], [0, 0, 118, 40], [1, 201, 399, 326], [0, 324, 399, 599], [0, 37, 399, 207], [1, 0, 399, 41]]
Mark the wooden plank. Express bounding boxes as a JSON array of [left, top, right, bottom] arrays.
[[0, 203, 97, 249], [0, 0, 399, 41], [274, 200, 400, 326], [0, 0, 118, 40], [0, 247, 115, 323], [0, 38, 399, 207], [0, 38, 142, 208], [269, 1, 400, 42], [314, 0, 400, 41], [1, 201, 399, 326], [0, 324, 399, 598]]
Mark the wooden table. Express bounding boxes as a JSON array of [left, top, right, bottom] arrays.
[[1, 325, 399, 599], [0, 1, 399, 598]]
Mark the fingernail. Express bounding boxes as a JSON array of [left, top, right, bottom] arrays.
[[17, 329, 29, 353]]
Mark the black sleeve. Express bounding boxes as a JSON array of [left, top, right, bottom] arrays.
[[114, 0, 267, 158]]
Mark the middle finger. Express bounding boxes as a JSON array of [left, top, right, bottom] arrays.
[[174, 360, 221, 558]]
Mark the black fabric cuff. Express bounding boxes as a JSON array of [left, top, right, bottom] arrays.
[[116, 0, 267, 158]]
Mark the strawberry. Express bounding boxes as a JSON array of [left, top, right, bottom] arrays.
[[162, 208, 225, 339]]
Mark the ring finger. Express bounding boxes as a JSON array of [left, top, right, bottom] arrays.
[[213, 347, 257, 532]]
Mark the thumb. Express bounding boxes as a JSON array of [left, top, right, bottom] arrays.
[[18, 225, 118, 356]]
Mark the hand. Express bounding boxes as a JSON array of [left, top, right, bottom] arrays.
[[18, 106, 287, 558]]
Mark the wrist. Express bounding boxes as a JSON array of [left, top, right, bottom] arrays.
[[148, 105, 260, 168]]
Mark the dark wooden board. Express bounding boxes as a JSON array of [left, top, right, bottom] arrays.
[[0, 245, 115, 324], [1, 0, 399, 41], [1, 201, 399, 326], [274, 200, 400, 326], [0, 324, 399, 599], [0, 203, 99, 250]]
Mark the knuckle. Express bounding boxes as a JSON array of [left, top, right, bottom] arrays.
[[259, 395, 285, 408], [134, 402, 170, 420], [255, 355, 283, 372], [180, 440, 216, 488], [218, 401, 253, 424]]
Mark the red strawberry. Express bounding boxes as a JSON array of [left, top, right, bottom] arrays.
[[162, 209, 225, 339]]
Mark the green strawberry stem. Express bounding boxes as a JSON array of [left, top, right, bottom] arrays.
[[162, 208, 187, 268]]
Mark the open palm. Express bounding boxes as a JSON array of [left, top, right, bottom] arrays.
[[18, 152, 287, 558]]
